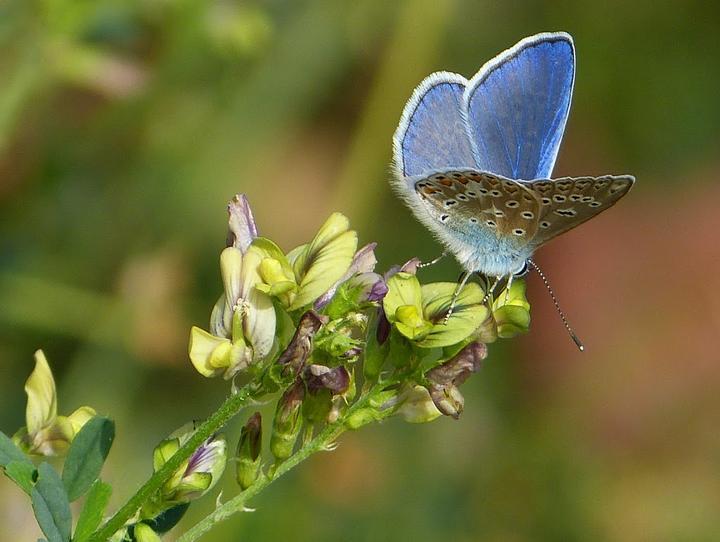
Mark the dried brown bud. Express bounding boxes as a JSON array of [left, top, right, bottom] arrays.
[[270, 379, 305, 461], [237, 412, 262, 462], [277, 310, 328, 378], [305, 365, 351, 396], [236, 412, 262, 489], [426, 342, 486, 419]]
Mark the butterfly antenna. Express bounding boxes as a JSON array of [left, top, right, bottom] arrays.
[[527, 259, 584, 352]]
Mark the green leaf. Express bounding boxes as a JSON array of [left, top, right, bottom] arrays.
[[61, 416, 114, 501], [5, 460, 37, 494], [73, 480, 112, 542], [31, 463, 72, 542], [0, 430, 32, 467]]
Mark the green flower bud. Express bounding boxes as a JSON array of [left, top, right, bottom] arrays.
[[363, 309, 390, 383], [152, 424, 227, 506], [491, 279, 531, 338], [13, 350, 96, 456], [425, 342, 486, 419], [270, 379, 304, 461], [252, 237, 298, 305], [288, 213, 358, 310], [134, 523, 162, 542], [236, 412, 262, 490]]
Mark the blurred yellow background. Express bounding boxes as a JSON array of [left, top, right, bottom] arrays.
[[1, 1, 719, 540]]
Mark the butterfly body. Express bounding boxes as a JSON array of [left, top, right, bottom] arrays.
[[392, 32, 634, 280]]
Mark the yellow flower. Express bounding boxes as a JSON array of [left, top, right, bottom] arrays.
[[383, 273, 489, 348], [190, 244, 276, 379], [13, 350, 96, 456], [287, 213, 358, 310]]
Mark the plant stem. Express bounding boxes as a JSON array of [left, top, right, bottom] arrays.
[[177, 419, 346, 542], [89, 382, 259, 542]]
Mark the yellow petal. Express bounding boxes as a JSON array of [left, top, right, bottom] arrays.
[[220, 247, 244, 308], [290, 230, 357, 310], [241, 248, 276, 359], [383, 272, 423, 323], [67, 406, 97, 435], [293, 212, 350, 277], [418, 282, 489, 348], [25, 350, 57, 435], [189, 327, 232, 377], [397, 386, 442, 423]]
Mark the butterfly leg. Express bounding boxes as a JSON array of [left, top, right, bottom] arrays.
[[417, 252, 447, 269], [480, 276, 501, 306], [442, 271, 471, 324], [504, 274, 514, 304]]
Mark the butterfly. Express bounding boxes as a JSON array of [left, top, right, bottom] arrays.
[[391, 32, 634, 293]]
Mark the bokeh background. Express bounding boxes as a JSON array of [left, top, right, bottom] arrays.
[[1, 1, 719, 540]]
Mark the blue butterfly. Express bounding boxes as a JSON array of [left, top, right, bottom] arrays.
[[392, 32, 634, 288]]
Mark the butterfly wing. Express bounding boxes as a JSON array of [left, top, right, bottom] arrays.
[[527, 174, 635, 248], [463, 32, 575, 180], [393, 72, 478, 180], [416, 170, 541, 240]]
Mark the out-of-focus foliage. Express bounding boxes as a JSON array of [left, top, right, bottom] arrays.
[[1, 1, 719, 540]]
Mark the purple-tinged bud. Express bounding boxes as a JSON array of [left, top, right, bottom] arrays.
[[425, 342, 486, 419], [384, 257, 422, 281], [376, 309, 391, 345], [304, 365, 350, 396], [236, 412, 262, 490], [270, 379, 304, 461], [152, 426, 227, 506], [277, 310, 328, 378], [315, 243, 379, 309], [366, 275, 389, 302], [226, 194, 258, 253]]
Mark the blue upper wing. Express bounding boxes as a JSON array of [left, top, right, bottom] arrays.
[[393, 72, 478, 180], [463, 33, 575, 181]]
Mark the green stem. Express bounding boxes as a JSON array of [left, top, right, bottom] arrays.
[[178, 419, 346, 542], [89, 382, 260, 542], [176, 385, 391, 542]]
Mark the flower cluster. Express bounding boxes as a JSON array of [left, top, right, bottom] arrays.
[[0, 194, 532, 542], [191, 195, 531, 458]]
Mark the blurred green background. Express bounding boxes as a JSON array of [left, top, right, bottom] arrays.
[[1, 0, 719, 540]]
